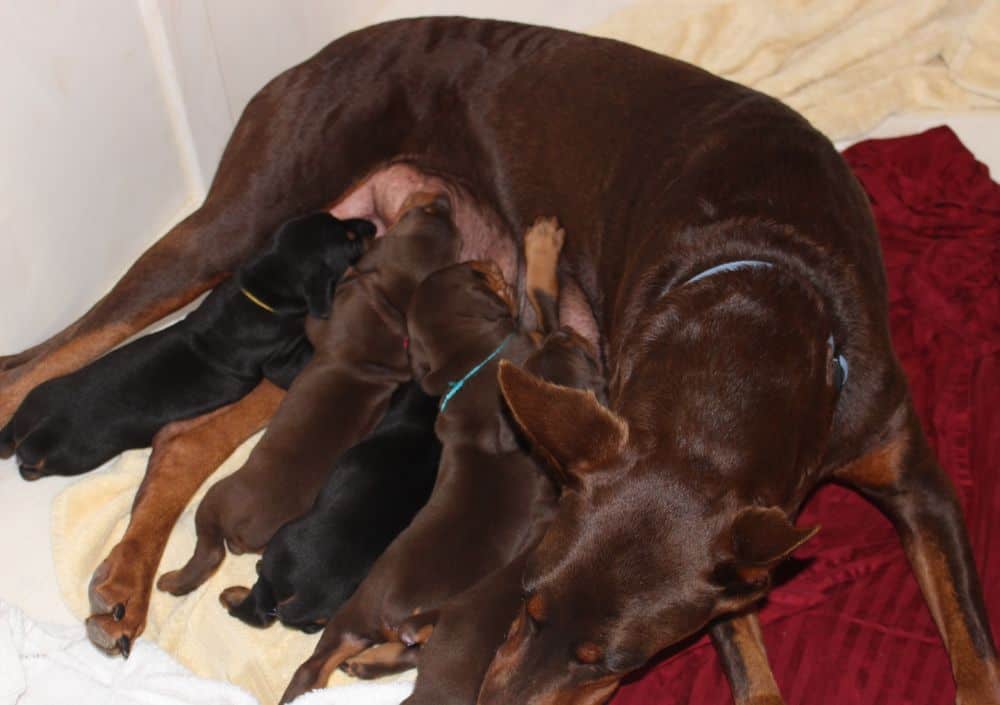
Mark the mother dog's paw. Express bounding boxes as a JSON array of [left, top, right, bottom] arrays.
[[86, 541, 154, 657]]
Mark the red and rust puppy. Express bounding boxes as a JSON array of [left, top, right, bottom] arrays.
[[2, 18, 996, 703], [391, 328, 606, 705], [0, 213, 371, 479], [281, 222, 604, 704], [157, 194, 460, 595]]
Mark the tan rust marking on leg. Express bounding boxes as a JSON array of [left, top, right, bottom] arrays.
[[833, 434, 908, 488], [316, 636, 373, 689], [85, 381, 282, 653], [343, 641, 419, 679], [281, 633, 373, 704], [910, 542, 1000, 705], [712, 613, 785, 705]]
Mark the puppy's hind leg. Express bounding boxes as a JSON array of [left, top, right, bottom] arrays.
[[281, 611, 375, 704], [524, 216, 565, 336], [835, 403, 1000, 705], [342, 642, 420, 679], [156, 492, 229, 596]]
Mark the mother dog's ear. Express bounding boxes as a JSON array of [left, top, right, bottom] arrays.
[[714, 507, 820, 592], [497, 360, 627, 483]]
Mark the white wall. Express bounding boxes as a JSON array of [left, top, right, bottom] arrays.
[[0, 0, 634, 356], [0, 1, 195, 352]]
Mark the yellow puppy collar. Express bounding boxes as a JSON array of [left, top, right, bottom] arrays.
[[240, 287, 276, 314]]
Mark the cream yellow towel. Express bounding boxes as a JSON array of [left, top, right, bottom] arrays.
[[51, 435, 415, 705], [590, 0, 1000, 138]]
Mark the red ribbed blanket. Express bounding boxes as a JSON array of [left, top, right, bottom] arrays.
[[613, 126, 1000, 705]]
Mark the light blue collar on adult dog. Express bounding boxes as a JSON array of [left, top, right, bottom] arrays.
[[439, 334, 514, 412], [679, 259, 848, 390], [683, 259, 774, 285]]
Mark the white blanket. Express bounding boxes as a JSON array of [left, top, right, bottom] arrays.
[[0, 600, 255, 705], [0, 599, 415, 705]]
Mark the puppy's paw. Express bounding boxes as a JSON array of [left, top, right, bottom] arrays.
[[11, 415, 62, 480], [342, 642, 418, 679], [86, 541, 153, 657], [525, 216, 565, 260], [219, 585, 251, 611], [397, 612, 437, 647]]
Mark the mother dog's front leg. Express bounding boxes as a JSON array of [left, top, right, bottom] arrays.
[[710, 613, 785, 705], [835, 405, 1000, 705], [86, 380, 282, 656]]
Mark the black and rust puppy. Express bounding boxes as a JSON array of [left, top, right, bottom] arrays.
[[0, 213, 374, 479], [219, 380, 441, 633]]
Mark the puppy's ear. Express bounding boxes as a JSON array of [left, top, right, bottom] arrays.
[[498, 360, 627, 483], [341, 218, 376, 240], [720, 507, 819, 587]]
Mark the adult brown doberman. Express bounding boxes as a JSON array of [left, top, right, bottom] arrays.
[[1, 17, 995, 705]]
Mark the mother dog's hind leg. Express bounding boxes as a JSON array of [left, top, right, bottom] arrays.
[[835, 403, 1000, 705], [86, 381, 282, 656]]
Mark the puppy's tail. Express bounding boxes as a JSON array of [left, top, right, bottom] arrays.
[[220, 578, 278, 628], [156, 496, 227, 595]]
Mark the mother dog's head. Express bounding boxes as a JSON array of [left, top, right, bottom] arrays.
[[478, 267, 844, 705]]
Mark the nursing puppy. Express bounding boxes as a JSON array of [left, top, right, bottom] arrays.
[[390, 325, 606, 705], [281, 220, 604, 703], [219, 380, 441, 633], [157, 193, 461, 595], [0, 213, 373, 479]]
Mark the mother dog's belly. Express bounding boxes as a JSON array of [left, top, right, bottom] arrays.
[[328, 163, 600, 349]]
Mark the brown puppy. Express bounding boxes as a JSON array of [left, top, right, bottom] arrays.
[[281, 222, 604, 704], [3, 18, 995, 703], [393, 328, 606, 705], [157, 194, 459, 595]]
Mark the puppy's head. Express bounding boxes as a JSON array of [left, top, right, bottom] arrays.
[[236, 520, 351, 633], [238, 212, 375, 318], [406, 260, 516, 395]]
